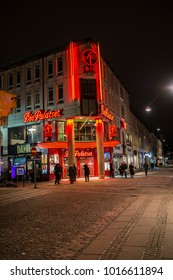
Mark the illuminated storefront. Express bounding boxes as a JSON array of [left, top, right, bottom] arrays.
[[3, 39, 120, 180]]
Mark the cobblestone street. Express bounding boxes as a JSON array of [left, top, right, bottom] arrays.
[[0, 167, 173, 260]]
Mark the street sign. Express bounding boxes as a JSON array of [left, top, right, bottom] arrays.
[[16, 167, 24, 176]]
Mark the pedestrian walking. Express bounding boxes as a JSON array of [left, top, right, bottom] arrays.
[[68, 164, 75, 184], [119, 163, 124, 177], [144, 161, 149, 176], [73, 163, 77, 182], [84, 163, 90, 182], [110, 162, 114, 178], [129, 162, 135, 178], [122, 161, 127, 178], [54, 163, 62, 184], [150, 162, 154, 171]]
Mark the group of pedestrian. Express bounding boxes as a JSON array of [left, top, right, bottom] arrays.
[[68, 163, 90, 183], [54, 162, 90, 184], [118, 161, 135, 178]]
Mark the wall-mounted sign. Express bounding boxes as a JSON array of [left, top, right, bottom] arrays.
[[16, 167, 24, 176], [64, 149, 93, 157], [24, 109, 63, 123], [121, 118, 127, 130], [82, 48, 97, 73], [109, 125, 117, 137], [100, 104, 114, 121], [44, 122, 53, 141], [82, 49, 97, 66]]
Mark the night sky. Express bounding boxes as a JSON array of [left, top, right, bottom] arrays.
[[1, 1, 173, 151]]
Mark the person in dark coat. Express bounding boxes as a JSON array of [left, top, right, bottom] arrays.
[[129, 162, 135, 178], [122, 161, 127, 178], [110, 162, 114, 178], [119, 163, 124, 177], [73, 163, 77, 182], [84, 164, 90, 182], [54, 163, 62, 184], [68, 164, 75, 184], [144, 161, 149, 176]]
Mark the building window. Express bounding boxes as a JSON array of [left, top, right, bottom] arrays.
[[26, 67, 32, 84], [35, 91, 40, 108], [56, 84, 64, 103], [16, 96, 21, 112], [56, 57, 63, 76], [27, 125, 41, 144], [34, 64, 40, 81], [74, 121, 96, 141], [26, 92, 32, 110], [57, 121, 66, 141], [120, 84, 124, 99], [16, 71, 21, 87], [48, 86, 54, 105], [121, 105, 125, 118], [48, 60, 53, 78], [80, 78, 98, 116], [8, 72, 13, 89]]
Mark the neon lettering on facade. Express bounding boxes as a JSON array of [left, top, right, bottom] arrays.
[[100, 104, 114, 121], [64, 149, 93, 157], [24, 109, 63, 123]]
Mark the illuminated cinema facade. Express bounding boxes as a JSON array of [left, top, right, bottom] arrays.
[[0, 38, 136, 180]]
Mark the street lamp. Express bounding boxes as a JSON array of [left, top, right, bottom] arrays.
[[145, 83, 173, 112]]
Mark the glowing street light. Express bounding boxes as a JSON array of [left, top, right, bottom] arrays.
[[145, 82, 173, 112]]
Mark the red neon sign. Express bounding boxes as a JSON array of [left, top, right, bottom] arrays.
[[82, 49, 97, 66], [64, 150, 93, 157], [100, 104, 114, 121], [109, 125, 117, 137], [24, 109, 63, 123]]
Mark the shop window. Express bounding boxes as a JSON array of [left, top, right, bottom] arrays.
[[8, 126, 26, 145], [27, 125, 41, 143]]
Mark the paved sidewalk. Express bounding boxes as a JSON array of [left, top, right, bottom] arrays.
[[76, 193, 173, 260]]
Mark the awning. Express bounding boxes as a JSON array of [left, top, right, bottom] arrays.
[[37, 140, 120, 150]]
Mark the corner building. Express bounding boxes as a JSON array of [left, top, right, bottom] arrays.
[[1, 38, 122, 180]]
